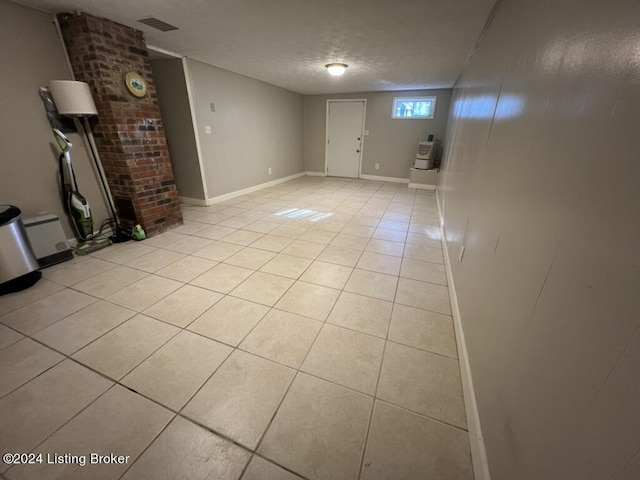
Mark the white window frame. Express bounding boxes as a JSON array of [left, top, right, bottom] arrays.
[[391, 96, 437, 119]]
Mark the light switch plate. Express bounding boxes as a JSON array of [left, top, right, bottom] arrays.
[[204, 125, 211, 134]]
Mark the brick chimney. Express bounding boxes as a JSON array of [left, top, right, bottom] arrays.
[[56, 12, 182, 235]]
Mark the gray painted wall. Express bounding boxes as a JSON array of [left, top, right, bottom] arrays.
[[151, 58, 205, 201], [186, 58, 305, 199], [304, 89, 451, 179], [439, 0, 640, 479], [0, 0, 109, 239]]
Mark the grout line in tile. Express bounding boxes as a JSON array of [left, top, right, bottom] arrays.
[[250, 264, 352, 459], [373, 397, 470, 433], [118, 250, 189, 276], [19, 286, 117, 324], [2, 382, 121, 476], [0, 349, 66, 402], [174, 359, 291, 452], [384, 334, 459, 360], [116, 412, 180, 479], [391, 297, 452, 317], [1, 178, 467, 478], [356, 290, 400, 479], [0, 287, 65, 318], [248, 368, 302, 460], [245, 452, 313, 480], [236, 455, 255, 480]]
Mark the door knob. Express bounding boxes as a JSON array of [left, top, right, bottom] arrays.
[[356, 149, 360, 153]]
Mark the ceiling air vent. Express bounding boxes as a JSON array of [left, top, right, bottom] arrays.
[[137, 17, 178, 32]]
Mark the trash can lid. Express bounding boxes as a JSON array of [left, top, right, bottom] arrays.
[[0, 205, 21, 225]]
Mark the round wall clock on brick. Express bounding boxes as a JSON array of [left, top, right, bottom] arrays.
[[124, 71, 147, 98]]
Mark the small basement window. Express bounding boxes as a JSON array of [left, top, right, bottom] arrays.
[[392, 96, 436, 119]]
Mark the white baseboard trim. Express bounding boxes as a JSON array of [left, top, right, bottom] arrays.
[[408, 182, 436, 190], [305, 171, 327, 177], [179, 196, 208, 206], [207, 172, 306, 204], [436, 188, 491, 480], [359, 174, 409, 183]]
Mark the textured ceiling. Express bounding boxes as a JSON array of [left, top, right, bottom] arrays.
[[16, 0, 496, 95]]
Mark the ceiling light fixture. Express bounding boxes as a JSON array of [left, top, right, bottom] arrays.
[[326, 63, 348, 76]]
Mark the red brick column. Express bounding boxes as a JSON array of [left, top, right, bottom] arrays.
[[57, 12, 182, 235]]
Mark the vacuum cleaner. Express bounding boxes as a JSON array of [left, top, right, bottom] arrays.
[[53, 128, 94, 241]]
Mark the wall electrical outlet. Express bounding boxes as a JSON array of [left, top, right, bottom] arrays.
[[268, 168, 272, 175], [458, 245, 466, 262], [375, 163, 380, 170], [204, 125, 211, 134]]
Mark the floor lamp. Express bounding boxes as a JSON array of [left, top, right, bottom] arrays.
[[48, 80, 129, 243]]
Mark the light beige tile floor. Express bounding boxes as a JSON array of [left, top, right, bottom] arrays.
[[183, 349, 295, 449], [0, 177, 471, 480], [0, 360, 112, 464]]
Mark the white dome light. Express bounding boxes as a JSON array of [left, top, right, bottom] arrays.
[[326, 63, 348, 76]]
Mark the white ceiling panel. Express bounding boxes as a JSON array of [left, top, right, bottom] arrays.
[[15, 0, 496, 94]]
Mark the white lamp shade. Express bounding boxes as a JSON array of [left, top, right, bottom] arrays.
[[49, 80, 98, 116]]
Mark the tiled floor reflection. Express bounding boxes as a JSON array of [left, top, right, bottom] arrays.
[[0, 176, 471, 480]]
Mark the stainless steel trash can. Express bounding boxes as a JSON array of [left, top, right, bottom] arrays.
[[0, 205, 39, 285]]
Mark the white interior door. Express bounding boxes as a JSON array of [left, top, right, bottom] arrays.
[[326, 100, 365, 178]]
